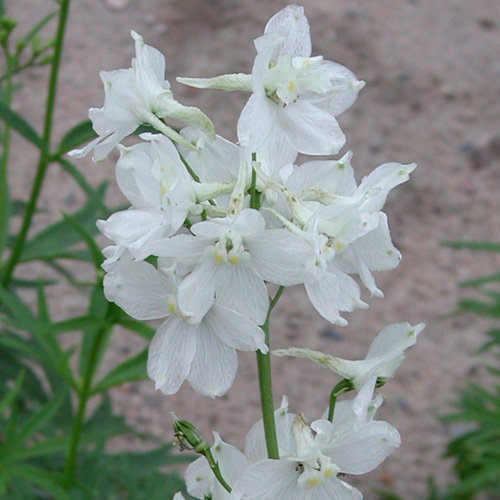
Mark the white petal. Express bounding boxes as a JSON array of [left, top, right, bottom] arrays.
[[305, 274, 349, 326], [177, 261, 218, 323], [181, 128, 241, 183], [211, 432, 250, 487], [324, 421, 401, 475], [244, 398, 294, 462], [177, 73, 252, 91], [350, 213, 400, 271], [131, 30, 169, 99], [187, 327, 238, 397], [185, 456, 211, 499], [280, 99, 345, 155], [246, 229, 314, 286], [316, 478, 363, 500], [97, 209, 171, 258], [147, 316, 197, 395], [214, 266, 269, 325], [237, 93, 277, 151], [358, 162, 417, 213], [103, 260, 172, 320], [286, 153, 357, 197], [115, 143, 161, 209], [315, 60, 364, 115], [326, 266, 366, 312], [231, 460, 298, 500], [367, 322, 423, 359], [232, 209, 267, 236], [146, 234, 208, 263], [205, 304, 267, 353], [254, 128, 298, 177], [263, 5, 311, 57]]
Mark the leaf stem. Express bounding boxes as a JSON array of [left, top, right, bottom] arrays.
[[1, 0, 71, 287], [62, 322, 109, 487]]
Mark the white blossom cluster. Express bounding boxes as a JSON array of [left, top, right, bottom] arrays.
[[73, 5, 423, 499]]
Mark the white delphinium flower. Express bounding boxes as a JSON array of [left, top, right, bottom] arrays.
[[96, 133, 234, 259], [185, 432, 250, 500], [227, 379, 399, 499], [180, 126, 297, 184], [258, 156, 416, 324], [148, 208, 314, 325], [96, 133, 198, 258], [178, 5, 364, 156], [274, 322, 425, 390], [103, 258, 267, 397], [70, 31, 214, 162]]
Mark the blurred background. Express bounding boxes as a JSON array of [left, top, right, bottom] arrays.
[[4, 0, 500, 497]]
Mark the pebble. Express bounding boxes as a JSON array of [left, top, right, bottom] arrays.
[[319, 327, 344, 341], [105, 0, 129, 10]]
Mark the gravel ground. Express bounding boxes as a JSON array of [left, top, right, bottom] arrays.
[[7, 0, 500, 498]]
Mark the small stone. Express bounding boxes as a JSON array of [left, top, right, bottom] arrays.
[[478, 17, 497, 31], [345, 6, 363, 19], [319, 327, 344, 341], [105, 0, 129, 10]]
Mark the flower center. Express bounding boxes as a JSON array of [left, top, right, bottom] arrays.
[[264, 56, 331, 107], [291, 413, 340, 489], [296, 455, 338, 488], [212, 230, 246, 265]]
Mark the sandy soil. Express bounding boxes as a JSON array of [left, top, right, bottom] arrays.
[[7, 0, 500, 498]]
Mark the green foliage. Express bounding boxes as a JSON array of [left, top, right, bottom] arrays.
[[439, 240, 500, 499], [0, 3, 192, 499]]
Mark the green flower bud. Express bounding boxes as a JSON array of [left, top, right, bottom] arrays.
[[171, 412, 210, 454]]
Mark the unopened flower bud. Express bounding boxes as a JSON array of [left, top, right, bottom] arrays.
[[171, 412, 210, 454]]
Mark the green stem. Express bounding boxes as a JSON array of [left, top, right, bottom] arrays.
[[249, 150, 280, 458], [249, 153, 261, 208], [62, 324, 109, 487], [1, 0, 71, 287], [255, 286, 284, 460], [0, 50, 13, 258], [327, 379, 353, 422], [204, 450, 232, 493]]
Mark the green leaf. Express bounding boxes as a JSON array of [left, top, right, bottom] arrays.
[[36, 280, 51, 322], [0, 150, 9, 258], [442, 241, 500, 252], [78, 285, 112, 379], [57, 157, 102, 199], [83, 394, 138, 443], [50, 314, 109, 334], [118, 317, 156, 340], [10, 465, 70, 500], [19, 10, 58, 54], [56, 119, 96, 155], [0, 284, 35, 322], [19, 182, 109, 263], [0, 344, 49, 404], [459, 299, 500, 318], [10, 276, 56, 288], [61, 211, 103, 269], [0, 368, 24, 415], [459, 272, 500, 287], [92, 348, 147, 394], [1, 389, 65, 464], [0, 101, 46, 151]]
